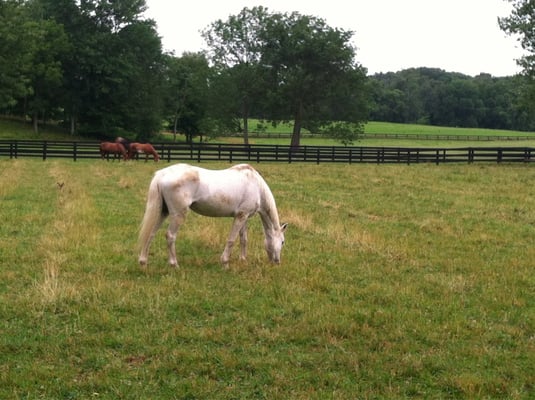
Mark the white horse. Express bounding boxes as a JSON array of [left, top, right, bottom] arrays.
[[138, 163, 288, 269]]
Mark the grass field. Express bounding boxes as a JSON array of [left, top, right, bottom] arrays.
[[3, 118, 535, 148], [0, 158, 534, 398]]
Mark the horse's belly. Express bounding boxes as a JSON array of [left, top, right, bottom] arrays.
[[189, 200, 235, 217]]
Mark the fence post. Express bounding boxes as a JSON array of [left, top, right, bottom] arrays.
[[468, 148, 474, 163], [73, 142, 77, 161], [42, 141, 47, 160]]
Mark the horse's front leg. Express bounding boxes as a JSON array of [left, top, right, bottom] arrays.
[[221, 214, 247, 269], [166, 211, 186, 268]]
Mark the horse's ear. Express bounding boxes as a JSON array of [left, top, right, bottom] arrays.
[[281, 223, 288, 232]]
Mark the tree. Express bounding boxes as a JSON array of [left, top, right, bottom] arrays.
[[0, 0, 32, 110], [499, 0, 535, 75], [499, 0, 535, 130], [202, 6, 271, 145], [24, 0, 70, 133], [164, 53, 211, 143], [261, 11, 368, 147], [113, 20, 166, 138], [203, 8, 369, 147], [36, 0, 164, 137]]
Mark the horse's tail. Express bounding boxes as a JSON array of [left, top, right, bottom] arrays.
[[138, 174, 165, 265]]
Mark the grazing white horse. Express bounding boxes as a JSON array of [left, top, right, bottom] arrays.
[[138, 163, 288, 269]]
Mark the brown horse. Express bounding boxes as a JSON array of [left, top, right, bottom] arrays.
[[100, 141, 127, 161], [128, 142, 160, 162], [115, 136, 131, 151]]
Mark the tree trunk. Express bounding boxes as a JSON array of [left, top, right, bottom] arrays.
[[173, 112, 179, 142], [242, 100, 250, 145], [70, 114, 76, 135], [290, 100, 303, 149], [33, 111, 39, 135], [243, 116, 250, 145]]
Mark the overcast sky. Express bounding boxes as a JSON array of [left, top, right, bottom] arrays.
[[144, 0, 525, 77]]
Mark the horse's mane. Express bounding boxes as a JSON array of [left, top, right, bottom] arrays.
[[256, 171, 281, 231]]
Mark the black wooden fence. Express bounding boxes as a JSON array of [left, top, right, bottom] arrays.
[[1, 140, 534, 164]]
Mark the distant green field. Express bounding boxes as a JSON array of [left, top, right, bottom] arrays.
[[242, 121, 535, 147], [363, 121, 535, 137], [0, 119, 89, 141], [2, 118, 535, 148]]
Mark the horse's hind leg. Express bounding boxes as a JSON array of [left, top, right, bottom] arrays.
[[166, 210, 187, 267], [239, 221, 248, 261]]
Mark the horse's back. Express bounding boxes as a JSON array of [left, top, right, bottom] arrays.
[[100, 141, 124, 152], [155, 164, 262, 217]]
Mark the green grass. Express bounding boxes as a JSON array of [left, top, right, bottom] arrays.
[[4, 118, 535, 147], [360, 122, 535, 148], [221, 120, 535, 147], [0, 159, 534, 398], [0, 119, 89, 141], [364, 121, 535, 137]]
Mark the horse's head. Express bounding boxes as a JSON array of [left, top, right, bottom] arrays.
[[265, 223, 288, 264]]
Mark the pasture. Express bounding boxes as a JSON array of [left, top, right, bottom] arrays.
[[0, 159, 534, 399]]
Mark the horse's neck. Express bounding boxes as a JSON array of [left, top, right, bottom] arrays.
[[259, 182, 280, 235]]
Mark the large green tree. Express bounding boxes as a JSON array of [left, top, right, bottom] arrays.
[[164, 52, 212, 143], [261, 11, 368, 147], [203, 7, 369, 147], [6, 0, 165, 137], [71, 0, 163, 137], [202, 6, 271, 145]]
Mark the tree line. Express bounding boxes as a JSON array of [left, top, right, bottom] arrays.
[[368, 68, 535, 132], [1, 0, 535, 146]]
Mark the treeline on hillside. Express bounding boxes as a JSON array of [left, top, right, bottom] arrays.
[[369, 68, 535, 132]]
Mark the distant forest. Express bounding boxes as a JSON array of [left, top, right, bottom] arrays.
[[368, 68, 535, 132]]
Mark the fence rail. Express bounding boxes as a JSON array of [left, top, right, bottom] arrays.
[[0, 140, 534, 164], [360, 133, 535, 141], [237, 132, 535, 141]]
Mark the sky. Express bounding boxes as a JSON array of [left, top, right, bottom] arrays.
[[144, 0, 525, 77]]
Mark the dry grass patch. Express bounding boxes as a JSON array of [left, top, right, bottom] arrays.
[[32, 162, 101, 309]]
